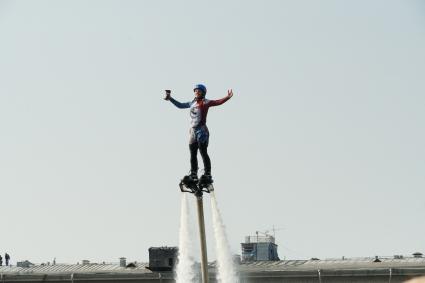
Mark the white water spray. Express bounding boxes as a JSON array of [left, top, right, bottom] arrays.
[[175, 194, 197, 283], [210, 192, 239, 283]]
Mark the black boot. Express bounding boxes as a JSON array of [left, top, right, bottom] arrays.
[[190, 171, 199, 182], [199, 172, 213, 185], [183, 171, 198, 183]]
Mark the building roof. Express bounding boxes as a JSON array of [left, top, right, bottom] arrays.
[[238, 256, 425, 272], [1, 256, 424, 277], [0, 262, 150, 275]]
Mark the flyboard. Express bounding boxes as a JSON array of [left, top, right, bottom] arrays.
[[179, 175, 214, 197]]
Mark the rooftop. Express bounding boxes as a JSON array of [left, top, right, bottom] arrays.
[[1, 255, 424, 275]]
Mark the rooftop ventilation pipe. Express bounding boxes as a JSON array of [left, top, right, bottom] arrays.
[[119, 257, 126, 267]]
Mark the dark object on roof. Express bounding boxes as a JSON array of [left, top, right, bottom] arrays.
[[126, 262, 137, 268], [147, 247, 178, 272], [17, 260, 34, 268]]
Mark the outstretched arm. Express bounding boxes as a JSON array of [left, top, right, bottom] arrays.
[[164, 90, 191, 109], [169, 97, 191, 109], [208, 89, 234, 107]]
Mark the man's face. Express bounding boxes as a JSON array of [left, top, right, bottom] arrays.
[[194, 88, 204, 98]]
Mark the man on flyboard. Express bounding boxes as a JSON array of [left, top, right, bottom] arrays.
[[164, 84, 233, 190]]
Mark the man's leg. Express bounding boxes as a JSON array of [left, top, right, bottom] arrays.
[[189, 142, 199, 177], [198, 142, 211, 176]]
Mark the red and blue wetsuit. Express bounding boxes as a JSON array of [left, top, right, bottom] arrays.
[[169, 96, 231, 175]]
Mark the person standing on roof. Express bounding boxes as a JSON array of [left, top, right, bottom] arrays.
[[5, 253, 10, 266], [164, 84, 233, 183]]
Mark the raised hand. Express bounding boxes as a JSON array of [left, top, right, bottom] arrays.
[[227, 89, 234, 98], [164, 90, 171, 100]]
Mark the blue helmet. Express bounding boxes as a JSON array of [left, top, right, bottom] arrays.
[[194, 84, 207, 95]]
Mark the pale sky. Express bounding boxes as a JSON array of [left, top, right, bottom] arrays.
[[0, 0, 424, 264]]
